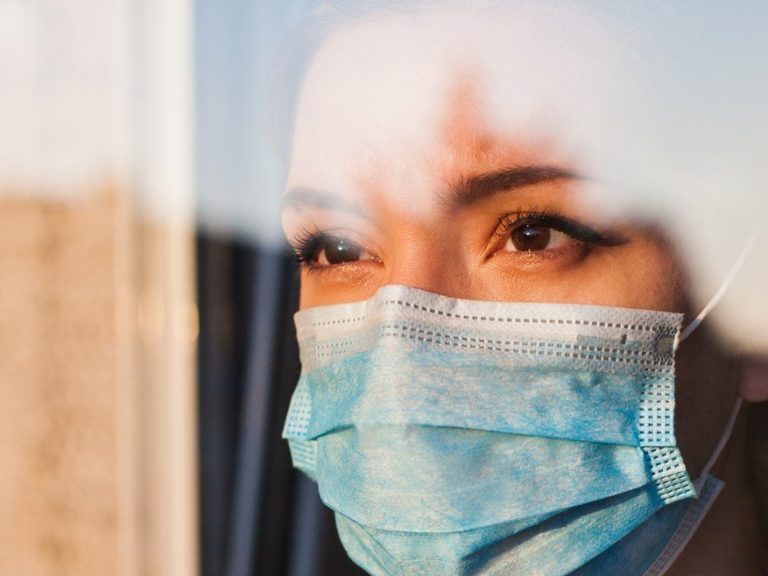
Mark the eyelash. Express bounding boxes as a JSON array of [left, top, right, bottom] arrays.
[[493, 210, 625, 248], [290, 228, 348, 271], [288, 210, 625, 271]]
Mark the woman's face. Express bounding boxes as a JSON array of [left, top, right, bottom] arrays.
[[281, 17, 685, 315], [279, 11, 767, 571]]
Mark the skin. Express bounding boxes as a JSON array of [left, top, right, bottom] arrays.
[[284, 88, 682, 312], [281, 9, 768, 574]]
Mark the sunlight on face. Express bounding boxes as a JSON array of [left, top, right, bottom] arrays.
[[277, 0, 767, 351], [282, 5, 684, 312]]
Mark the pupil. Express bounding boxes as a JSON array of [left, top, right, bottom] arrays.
[[511, 225, 551, 251], [325, 238, 361, 264]]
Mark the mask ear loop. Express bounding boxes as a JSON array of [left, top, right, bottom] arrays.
[[678, 227, 760, 343], [692, 396, 743, 494], [676, 227, 760, 494]]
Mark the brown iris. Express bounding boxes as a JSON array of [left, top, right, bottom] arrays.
[[509, 224, 552, 251], [318, 237, 362, 265]]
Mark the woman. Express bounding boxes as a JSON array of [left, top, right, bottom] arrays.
[[279, 2, 768, 574]]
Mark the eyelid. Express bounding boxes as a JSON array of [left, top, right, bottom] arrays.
[[493, 212, 627, 248], [283, 207, 376, 250], [289, 227, 380, 271]]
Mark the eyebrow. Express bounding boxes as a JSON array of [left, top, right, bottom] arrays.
[[281, 165, 579, 216], [281, 187, 368, 218], [447, 165, 579, 208]]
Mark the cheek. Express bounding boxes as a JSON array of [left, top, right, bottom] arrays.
[[298, 269, 386, 309], [607, 237, 685, 312], [297, 230, 686, 312], [578, 244, 685, 312], [476, 236, 685, 312]]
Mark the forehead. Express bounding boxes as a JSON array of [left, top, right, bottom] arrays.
[[286, 3, 640, 197]]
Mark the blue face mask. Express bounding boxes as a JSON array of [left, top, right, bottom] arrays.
[[283, 285, 714, 576]]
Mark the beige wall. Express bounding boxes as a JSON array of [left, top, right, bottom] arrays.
[[0, 0, 198, 573], [0, 190, 125, 575], [0, 186, 198, 576]]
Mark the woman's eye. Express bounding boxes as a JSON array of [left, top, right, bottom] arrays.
[[504, 223, 570, 252], [316, 237, 363, 265], [294, 233, 376, 268]]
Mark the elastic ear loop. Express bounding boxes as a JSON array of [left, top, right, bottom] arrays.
[[675, 227, 760, 494], [692, 396, 742, 494], [678, 227, 760, 342]]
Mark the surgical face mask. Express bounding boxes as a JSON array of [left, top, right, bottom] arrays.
[[282, 285, 724, 576]]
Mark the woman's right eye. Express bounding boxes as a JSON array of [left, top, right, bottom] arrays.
[[293, 232, 377, 269], [316, 237, 364, 265]]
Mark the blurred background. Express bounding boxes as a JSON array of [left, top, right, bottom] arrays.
[[0, 0, 360, 575], [0, 1, 765, 576]]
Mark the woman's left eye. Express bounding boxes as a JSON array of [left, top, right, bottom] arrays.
[[504, 223, 570, 252], [495, 213, 623, 256]]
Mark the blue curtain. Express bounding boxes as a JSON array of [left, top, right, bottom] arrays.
[[197, 239, 365, 576]]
